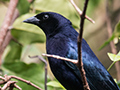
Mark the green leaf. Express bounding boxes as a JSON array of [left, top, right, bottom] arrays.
[[11, 13, 46, 45], [114, 79, 117, 83], [47, 81, 61, 88], [99, 35, 115, 50], [117, 51, 120, 56], [107, 52, 120, 62], [20, 44, 43, 63], [47, 81, 66, 89], [107, 52, 120, 71], [17, 0, 30, 15], [4, 41, 22, 62], [114, 21, 120, 37], [99, 21, 120, 50], [117, 80, 120, 88]]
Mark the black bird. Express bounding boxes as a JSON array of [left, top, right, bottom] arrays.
[[23, 12, 120, 90]]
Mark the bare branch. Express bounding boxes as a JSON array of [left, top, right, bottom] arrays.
[[0, 0, 18, 49], [42, 53, 78, 64], [10, 75, 42, 90], [0, 75, 42, 90], [69, 0, 95, 23], [77, 0, 90, 90], [0, 76, 6, 81], [13, 84, 22, 90], [1, 81, 17, 90]]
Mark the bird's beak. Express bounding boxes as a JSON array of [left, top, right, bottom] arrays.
[[23, 16, 40, 25]]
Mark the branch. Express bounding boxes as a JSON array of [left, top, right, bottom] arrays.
[[2, 81, 17, 90], [12, 84, 22, 90], [106, 0, 120, 80], [0, 0, 18, 49], [77, 0, 90, 90], [69, 0, 95, 23], [0, 0, 19, 66], [11, 75, 42, 90], [29, 55, 47, 90], [42, 53, 78, 64], [0, 74, 42, 90]]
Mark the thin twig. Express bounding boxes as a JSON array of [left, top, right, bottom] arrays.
[[12, 37, 23, 46], [106, 0, 120, 80], [0, 76, 6, 81], [1, 81, 17, 90], [0, 74, 42, 90], [29, 55, 47, 90], [10, 75, 42, 90], [69, 0, 95, 23], [13, 84, 22, 90], [77, 0, 90, 90], [42, 53, 78, 64]]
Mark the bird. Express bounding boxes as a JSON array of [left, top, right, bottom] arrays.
[[23, 12, 120, 90]]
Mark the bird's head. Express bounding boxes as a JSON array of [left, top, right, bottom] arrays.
[[23, 12, 72, 36]]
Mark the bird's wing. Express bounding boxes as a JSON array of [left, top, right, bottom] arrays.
[[64, 40, 97, 90], [82, 39, 119, 90], [64, 39, 119, 90]]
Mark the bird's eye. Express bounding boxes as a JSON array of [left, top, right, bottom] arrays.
[[43, 15, 49, 20]]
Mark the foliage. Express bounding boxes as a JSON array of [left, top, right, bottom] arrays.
[[17, 0, 30, 15], [99, 21, 120, 50], [2, 62, 46, 90], [117, 80, 120, 88], [47, 81, 66, 90], [107, 51, 120, 71], [108, 51, 120, 62], [107, 51, 120, 87]]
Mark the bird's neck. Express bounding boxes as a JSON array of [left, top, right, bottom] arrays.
[[46, 24, 73, 38]]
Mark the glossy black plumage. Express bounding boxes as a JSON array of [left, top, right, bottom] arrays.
[[23, 12, 120, 90]]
